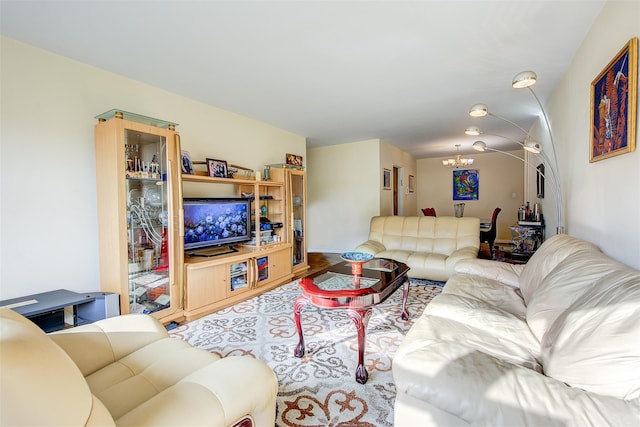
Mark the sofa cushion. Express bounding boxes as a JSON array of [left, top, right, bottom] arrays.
[[49, 313, 170, 376], [443, 273, 526, 319], [454, 258, 524, 289], [86, 337, 220, 419], [526, 249, 629, 342], [541, 269, 640, 400], [518, 234, 599, 304], [403, 293, 541, 371], [395, 340, 640, 426]]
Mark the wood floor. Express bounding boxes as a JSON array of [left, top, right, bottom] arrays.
[[301, 252, 342, 277]]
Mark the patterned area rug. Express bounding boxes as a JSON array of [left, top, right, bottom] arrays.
[[170, 278, 443, 426]]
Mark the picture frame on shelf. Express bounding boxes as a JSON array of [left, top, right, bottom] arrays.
[[286, 153, 303, 167], [408, 174, 415, 193], [206, 158, 228, 178], [181, 151, 194, 175], [590, 37, 637, 162], [383, 168, 391, 190]]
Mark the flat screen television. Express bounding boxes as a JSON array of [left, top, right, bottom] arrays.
[[183, 197, 251, 256]]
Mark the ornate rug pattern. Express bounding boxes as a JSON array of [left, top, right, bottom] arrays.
[[170, 278, 443, 426]]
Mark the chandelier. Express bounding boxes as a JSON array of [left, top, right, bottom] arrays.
[[442, 144, 474, 168]]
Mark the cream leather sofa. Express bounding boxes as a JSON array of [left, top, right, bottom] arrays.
[[393, 234, 640, 426], [354, 216, 480, 281], [0, 309, 278, 426]]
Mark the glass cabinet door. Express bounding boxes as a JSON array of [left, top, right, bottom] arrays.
[[256, 256, 269, 283], [125, 129, 172, 314], [290, 170, 307, 270], [230, 261, 249, 292]]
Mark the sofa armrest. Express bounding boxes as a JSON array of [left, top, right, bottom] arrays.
[[115, 356, 278, 427], [49, 314, 169, 376], [354, 240, 386, 255], [394, 341, 640, 426], [445, 246, 478, 269], [454, 258, 524, 288]]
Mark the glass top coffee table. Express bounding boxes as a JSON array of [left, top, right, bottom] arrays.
[[293, 258, 410, 384]]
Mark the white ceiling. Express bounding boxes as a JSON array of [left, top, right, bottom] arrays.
[[0, 0, 606, 159]]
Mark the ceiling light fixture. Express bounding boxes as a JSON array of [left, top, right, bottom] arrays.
[[442, 144, 474, 168]]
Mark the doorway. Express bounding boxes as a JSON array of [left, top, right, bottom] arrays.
[[393, 166, 403, 216]]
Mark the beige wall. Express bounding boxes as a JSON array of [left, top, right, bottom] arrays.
[[307, 138, 417, 253], [0, 37, 305, 299], [307, 140, 380, 253], [417, 150, 525, 241], [533, 0, 640, 268], [380, 141, 418, 216]]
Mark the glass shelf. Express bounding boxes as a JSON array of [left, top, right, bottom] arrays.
[[95, 109, 178, 129]]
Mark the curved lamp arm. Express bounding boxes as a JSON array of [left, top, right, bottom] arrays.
[[473, 140, 563, 234]]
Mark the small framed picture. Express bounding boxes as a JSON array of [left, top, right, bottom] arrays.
[[408, 174, 415, 193], [206, 158, 228, 178], [383, 168, 391, 190], [286, 153, 303, 167], [181, 151, 194, 175]]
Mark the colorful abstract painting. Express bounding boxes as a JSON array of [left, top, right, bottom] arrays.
[[590, 37, 637, 162], [453, 169, 478, 201]]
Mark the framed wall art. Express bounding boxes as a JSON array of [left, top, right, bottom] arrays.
[[453, 169, 478, 201], [206, 158, 228, 178], [590, 37, 637, 162], [383, 168, 391, 190]]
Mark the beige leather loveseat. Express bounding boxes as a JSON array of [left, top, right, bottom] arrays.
[[354, 216, 480, 281], [393, 234, 640, 426], [1, 309, 278, 426]]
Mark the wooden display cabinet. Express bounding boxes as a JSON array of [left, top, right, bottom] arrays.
[[269, 165, 309, 275], [94, 110, 183, 323]]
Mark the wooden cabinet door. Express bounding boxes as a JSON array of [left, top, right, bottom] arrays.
[[184, 263, 227, 311], [258, 247, 291, 288]]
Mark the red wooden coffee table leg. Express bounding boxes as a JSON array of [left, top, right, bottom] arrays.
[[347, 308, 372, 384], [401, 277, 410, 321], [294, 294, 309, 357]]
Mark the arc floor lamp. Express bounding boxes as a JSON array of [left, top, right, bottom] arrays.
[[469, 71, 565, 234]]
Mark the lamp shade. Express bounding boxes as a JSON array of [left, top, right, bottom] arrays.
[[472, 141, 487, 152], [469, 103, 488, 117], [524, 141, 542, 153], [512, 70, 537, 89], [465, 126, 481, 136]]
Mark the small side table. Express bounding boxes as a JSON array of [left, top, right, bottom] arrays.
[[1, 289, 119, 332], [493, 243, 534, 264]]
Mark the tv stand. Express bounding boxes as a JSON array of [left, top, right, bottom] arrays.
[[187, 246, 238, 258]]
